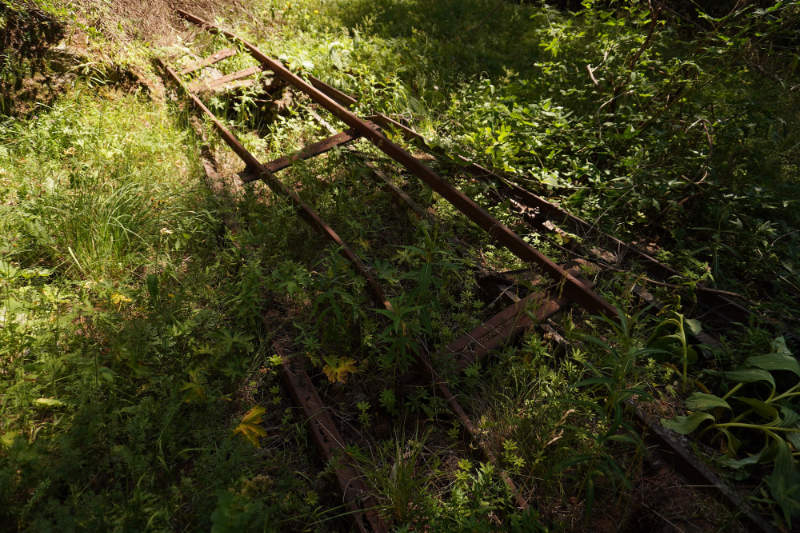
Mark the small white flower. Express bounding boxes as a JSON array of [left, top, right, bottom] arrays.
[[160, 228, 173, 235]]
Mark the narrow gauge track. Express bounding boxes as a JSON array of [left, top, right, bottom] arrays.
[[159, 10, 774, 533]]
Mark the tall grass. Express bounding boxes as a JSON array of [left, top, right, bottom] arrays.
[[1, 87, 196, 280], [0, 84, 324, 531]]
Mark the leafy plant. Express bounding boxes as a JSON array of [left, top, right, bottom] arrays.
[[233, 406, 268, 447], [663, 336, 800, 526]]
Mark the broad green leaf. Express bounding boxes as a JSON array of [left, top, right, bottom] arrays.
[[661, 412, 714, 435], [780, 406, 800, 427], [734, 397, 779, 423], [780, 407, 800, 449], [717, 452, 761, 470], [766, 440, 800, 527], [685, 318, 703, 336], [721, 368, 775, 389], [686, 392, 731, 411], [746, 353, 800, 378], [788, 431, 800, 451]]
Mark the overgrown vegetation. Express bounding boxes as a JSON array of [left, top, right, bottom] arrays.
[[1, 0, 798, 531]]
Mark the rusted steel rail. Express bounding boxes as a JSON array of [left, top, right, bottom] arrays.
[[282, 69, 777, 532], [189, 65, 261, 93], [257, 127, 362, 175], [179, 47, 236, 75], [164, 57, 393, 530], [159, 60, 389, 311], [168, 13, 768, 531], [176, 8, 616, 319], [309, 74, 752, 328], [160, 46, 543, 521], [306, 75, 734, 347], [276, 345, 388, 533], [165, 16, 620, 512]]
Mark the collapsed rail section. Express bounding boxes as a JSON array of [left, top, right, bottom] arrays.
[[175, 9, 616, 319], [159, 17, 605, 531], [163, 10, 770, 533]]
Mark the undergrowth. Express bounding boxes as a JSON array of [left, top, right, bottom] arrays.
[[2, 0, 799, 531]]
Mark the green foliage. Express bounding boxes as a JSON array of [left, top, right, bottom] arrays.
[[3, 0, 798, 530], [0, 85, 319, 531], [663, 336, 800, 526]]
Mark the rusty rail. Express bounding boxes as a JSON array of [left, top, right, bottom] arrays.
[[159, 60, 390, 311], [237, 57, 776, 533], [257, 127, 362, 176], [160, 49, 535, 521], [175, 9, 616, 319], [307, 74, 753, 329], [277, 346, 388, 533], [165, 13, 767, 530]]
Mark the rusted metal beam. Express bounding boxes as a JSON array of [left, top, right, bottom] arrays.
[[176, 9, 616, 318], [159, 60, 390, 310], [449, 290, 563, 372], [630, 402, 776, 533], [189, 65, 261, 92], [293, 71, 753, 331], [255, 128, 362, 177], [445, 265, 589, 371], [371, 113, 755, 327], [278, 348, 388, 533], [166, 44, 536, 524], [179, 47, 236, 75]]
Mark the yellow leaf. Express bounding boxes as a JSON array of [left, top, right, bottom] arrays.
[[233, 406, 267, 447], [110, 292, 132, 306], [241, 405, 266, 424], [34, 397, 65, 409], [322, 357, 357, 384]]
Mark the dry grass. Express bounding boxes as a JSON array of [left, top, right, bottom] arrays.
[[68, 0, 241, 46]]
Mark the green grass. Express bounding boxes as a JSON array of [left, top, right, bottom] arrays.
[[2, 0, 799, 531], [0, 84, 330, 531]]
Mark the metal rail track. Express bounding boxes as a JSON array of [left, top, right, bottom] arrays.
[[306, 74, 757, 341], [159, 22, 590, 529], [304, 73, 778, 533], [161, 11, 773, 532], [175, 9, 616, 319]]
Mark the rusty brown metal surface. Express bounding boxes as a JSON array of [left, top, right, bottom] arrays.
[[278, 348, 388, 533], [159, 60, 390, 310], [363, 107, 751, 326], [179, 47, 236, 75], [307, 78, 748, 333], [371, 113, 754, 327], [176, 9, 616, 319], [189, 65, 261, 92], [166, 28, 770, 529], [282, 65, 752, 329], [448, 289, 564, 372], [255, 128, 362, 177], [165, 39, 542, 524]]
